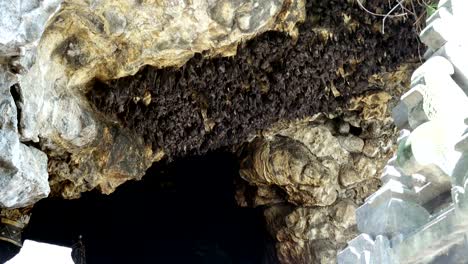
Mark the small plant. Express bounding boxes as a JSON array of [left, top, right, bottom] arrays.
[[425, 2, 438, 17]]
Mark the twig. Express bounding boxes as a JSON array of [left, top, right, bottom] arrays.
[[382, 0, 408, 34], [356, 0, 408, 17], [356, 0, 408, 34]]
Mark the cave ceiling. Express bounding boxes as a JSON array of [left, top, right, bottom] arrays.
[[1, 0, 421, 217]]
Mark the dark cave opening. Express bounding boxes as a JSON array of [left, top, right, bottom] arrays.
[[22, 151, 274, 264]]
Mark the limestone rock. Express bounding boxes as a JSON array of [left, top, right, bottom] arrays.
[[239, 128, 344, 207], [14, 0, 304, 198], [0, 66, 49, 208], [338, 135, 364, 154], [268, 200, 359, 264], [236, 111, 395, 262], [0, 0, 63, 70], [238, 113, 394, 207], [0, 0, 63, 47], [236, 61, 416, 263]]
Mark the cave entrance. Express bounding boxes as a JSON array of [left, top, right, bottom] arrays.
[[22, 151, 274, 264]]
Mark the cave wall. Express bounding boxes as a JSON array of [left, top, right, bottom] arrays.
[[0, 0, 421, 203], [235, 64, 416, 263], [80, 0, 421, 198], [0, 0, 305, 205], [0, 0, 426, 263], [89, 0, 420, 159]]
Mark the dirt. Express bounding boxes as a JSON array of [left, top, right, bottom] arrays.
[[87, 0, 423, 160]]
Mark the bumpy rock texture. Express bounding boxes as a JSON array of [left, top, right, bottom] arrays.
[[0, 0, 62, 63], [0, 0, 424, 262], [0, 0, 65, 208], [16, 0, 305, 199], [88, 0, 420, 161], [235, 63, 416, 263], [0, 0, 421, 201], [0, 66, 49, 208]]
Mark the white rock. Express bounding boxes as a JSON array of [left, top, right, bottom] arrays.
[[0, 66, 49, 208], [0, 0, 63, 69]]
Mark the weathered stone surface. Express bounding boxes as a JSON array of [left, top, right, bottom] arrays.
[[34, 0, 304, 89], [0, 207, 32, 227], [21, 0, 305, 147], [348, 92, 392, 121], [338, 135, 364, 154], [0, 0, 63, 48], [239, 113, 396, 207], [236, 110, 397, 263], [240, 125, 343, 207], [19, 0, 304, 142], [237, 61, 416, 263], [0, 66, 49, 208], [0, 0, 63, 72], [269, 200, 359, 264], [237, 113, 396, 262], [12, 0, 304, 199]]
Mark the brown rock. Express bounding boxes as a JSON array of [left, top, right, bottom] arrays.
[[17, 0, 305, 199]]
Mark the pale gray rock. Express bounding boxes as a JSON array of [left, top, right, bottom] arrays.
[[338, 121, 351, 134], [0, 66, 49, 208], [0, 0, 63, 46], [338, 135, 365, 153], [0, 0, 63, 68], [0, 0, 64, 208]]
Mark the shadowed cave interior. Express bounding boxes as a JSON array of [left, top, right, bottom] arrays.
[[22, 151, 274, 264]]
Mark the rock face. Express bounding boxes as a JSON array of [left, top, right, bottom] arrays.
[[240, 123, 349, 207], [264, 201, 359, 263], [13, 0, 305, 199], [1, 0, 421, 202], [236, 64, 416, 263], [0, 67, 49, 208], [0, 0, 63, 208], [0, 0, 426, 263], [236, 115, 394, 263], [88, 0, 421, 161], [0, 0, 62, 63]]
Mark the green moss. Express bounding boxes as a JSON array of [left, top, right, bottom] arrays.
[[426, 2, 438, 18]]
